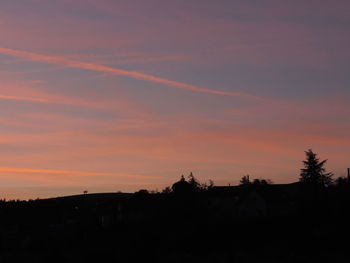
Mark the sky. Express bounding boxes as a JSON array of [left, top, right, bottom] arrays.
[[0, 0, 349, 199]]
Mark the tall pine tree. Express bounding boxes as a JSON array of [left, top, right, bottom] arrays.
[[300, 149, 333, 186]]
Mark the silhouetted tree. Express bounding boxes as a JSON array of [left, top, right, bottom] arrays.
[[170, 173, 214, 194], [208, 179, 215, 189], [253, 178, 272, 185], [188, 172, 200, 191], [335, 176, 350, 186], [172, 175, 194, 194], [239, 175, 251, 185], [134, 189, 149, 196], [300, 149, 333, 187], [162, 186, 172, 194], [199, 179, 215, 191]]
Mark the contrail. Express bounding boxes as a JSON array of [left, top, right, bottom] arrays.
[[0, 47, 263, 100]]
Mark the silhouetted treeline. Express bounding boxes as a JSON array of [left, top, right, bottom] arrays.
[[0, 149, 349, 262]]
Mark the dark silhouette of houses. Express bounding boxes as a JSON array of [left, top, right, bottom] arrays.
[[207, 183, 301, 217], [0, 179, 350, 262]]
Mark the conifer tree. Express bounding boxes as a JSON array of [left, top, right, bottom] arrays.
[[300, 149, 333, 186]]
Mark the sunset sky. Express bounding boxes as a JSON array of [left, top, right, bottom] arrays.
[[0, 0, 349, 199]]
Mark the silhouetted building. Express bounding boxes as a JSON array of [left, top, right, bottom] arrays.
[[208, 183, 300, 217]]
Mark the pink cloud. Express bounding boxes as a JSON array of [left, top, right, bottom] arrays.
[[0, 83, 106, 109]]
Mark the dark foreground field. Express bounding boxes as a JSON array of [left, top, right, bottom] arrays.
[[0, 184, 349, 262]]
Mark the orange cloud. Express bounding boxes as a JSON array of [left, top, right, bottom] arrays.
[[0, 84, 105, 109], [0, 47, 262, 99], [0, 166, 153, 179], [0, 94, 51, 103]]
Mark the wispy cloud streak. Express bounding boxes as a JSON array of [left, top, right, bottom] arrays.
[[0, 94, 50, 103], [0, 166, 158, 179], [0, 47, 262, 99], [0, 87, 108, 109]]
